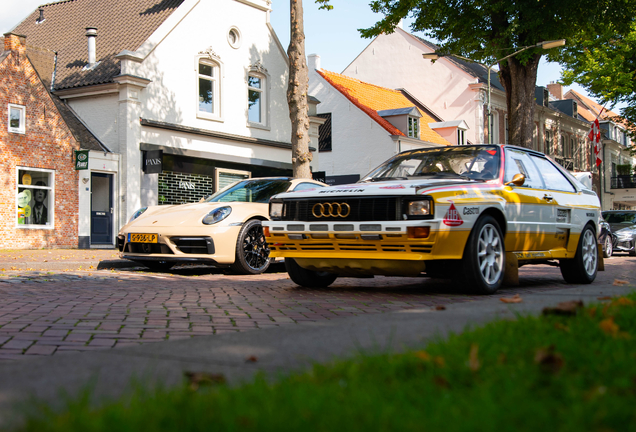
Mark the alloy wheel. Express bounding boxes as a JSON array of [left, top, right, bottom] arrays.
[[242, 224, 270, 271], [477, 224, 503, 284], [581, 229, 597, 275]]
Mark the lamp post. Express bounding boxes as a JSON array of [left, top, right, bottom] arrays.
[[423, 39, 566, 144]]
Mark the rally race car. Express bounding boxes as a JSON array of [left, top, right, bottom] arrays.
[[263, 144, 602, 294]]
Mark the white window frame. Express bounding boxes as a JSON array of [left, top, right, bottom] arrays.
[[16, 166, 55, 229], [195, 53, 223, 121], [214, 168, 251, 192], [227, 26, 242, 49], [407, 116, 419, 138], [8, 104, 26, 134], [247, 72, 267, 127], [457, 128, 466, 145]]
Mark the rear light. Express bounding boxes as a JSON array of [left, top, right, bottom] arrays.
[[408, 226, 430, 238]]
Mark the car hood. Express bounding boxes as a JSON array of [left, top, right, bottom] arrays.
[[273, 178, 488, 199], [610, 224, 636, 235], [130, 201, 265, 228]]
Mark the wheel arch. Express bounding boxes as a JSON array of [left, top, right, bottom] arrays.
[[479, 207, 507, 236]]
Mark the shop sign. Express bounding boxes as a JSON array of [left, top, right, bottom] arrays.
[[144, 150, 163, 174], [75, 150, 89, 170]]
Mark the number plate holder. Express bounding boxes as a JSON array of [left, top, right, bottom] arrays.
[[128, 233, 158, 243]]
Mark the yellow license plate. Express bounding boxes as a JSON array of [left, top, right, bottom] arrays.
[[129, 233, 158, 243]]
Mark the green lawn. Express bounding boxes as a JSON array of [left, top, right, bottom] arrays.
[[20, 292, 636, 432]]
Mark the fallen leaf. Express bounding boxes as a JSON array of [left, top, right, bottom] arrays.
[[597, 296, 612, 300], [500, 294, 522, 303], [554, 322, 570, 332], [184, 371, 226, 390], [599, 317, 620, 336], [534, 345, 564, 373], [245, 355, 258, 363], [414, 351, 431, 361], [435, 305, 446, 311], [434, 356, 445, 368], [613, 297, 635, 307], [468, 344, 480, 371], [542, 300, 584, 316], [433, 376, 449, 388], [613, 279, 630, 286]]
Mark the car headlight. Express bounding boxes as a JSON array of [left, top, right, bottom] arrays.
[[129, 207, 148, 222], [202, 206, 232, 225], [270, 202, 283, 219], [406, 200, 433, 217]]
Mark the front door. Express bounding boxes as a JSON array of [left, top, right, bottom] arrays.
[[91, 173, 113, 244]]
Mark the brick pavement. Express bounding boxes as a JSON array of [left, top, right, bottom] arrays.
[[0, 255, 633, 360]]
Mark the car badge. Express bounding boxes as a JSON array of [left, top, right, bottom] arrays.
[[443, 202, 463, 226]]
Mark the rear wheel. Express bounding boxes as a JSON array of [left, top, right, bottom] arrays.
[[603, 236, 613, 258], [285, 258, 337, 288], [560, 224, 597, 284], [458, 215, 505, 294], [230, 219, 271, 275]]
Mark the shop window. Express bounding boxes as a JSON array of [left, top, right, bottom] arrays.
[[16, 167, 54, 228], [8, 104, 25, 134]]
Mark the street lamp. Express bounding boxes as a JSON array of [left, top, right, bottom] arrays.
[[423, 39, 566, 143]]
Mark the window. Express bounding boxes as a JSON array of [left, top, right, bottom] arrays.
[[227, 27, 241, 49], [198, 60, 219, 117], [247, 74, 265, 125], [504, 149, 544, 189], [317, 113, 332, 152], [8, 104, 25, 134], [504, 115, 509, 144], [457, 129, 466, 145], [544, 129, 553, 155], [529, 155, 575, 192], [293, 182, 325, 191], [16, 167, 54, 228], [215, 168, 250, 193], [408, 116, 419, 138]]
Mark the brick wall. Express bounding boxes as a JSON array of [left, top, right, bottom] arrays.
[[0, 34, 79, 248], [158, 171, 215, 205]]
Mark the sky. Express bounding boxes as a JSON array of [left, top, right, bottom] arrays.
[[0, 0, 607, 110]]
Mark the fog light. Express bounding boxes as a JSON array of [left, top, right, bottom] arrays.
[[408, 226, 430, 238]]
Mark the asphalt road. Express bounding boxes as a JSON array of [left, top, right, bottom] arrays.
[[0, 251, 634, 428]]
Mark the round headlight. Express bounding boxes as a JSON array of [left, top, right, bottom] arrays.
[[129, 207, 148, 222], [202, 206, 232, 225]]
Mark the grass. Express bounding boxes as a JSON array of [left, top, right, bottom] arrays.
[[18, 292, 636, 432]]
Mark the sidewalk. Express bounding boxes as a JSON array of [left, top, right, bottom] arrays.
[[0, 248, 136, 271]]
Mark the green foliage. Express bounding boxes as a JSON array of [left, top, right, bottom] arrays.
[[616, 164, 633, 176], [19, 292, 636, 432]]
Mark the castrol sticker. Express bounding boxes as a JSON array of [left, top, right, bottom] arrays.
[[443, 202, 463, 226]]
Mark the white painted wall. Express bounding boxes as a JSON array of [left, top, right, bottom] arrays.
[[342, 29, 505, 145], [67, 94, 119, 152]]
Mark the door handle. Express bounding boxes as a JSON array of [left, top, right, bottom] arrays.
[[543, 194, 554, 202]]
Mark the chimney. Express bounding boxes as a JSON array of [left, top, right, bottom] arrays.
[[3, 32, 26, 55], [308, 53, 321, 71], [85, 27, 97, 67], [547, 82, 563, 100], [36, 7, 45, 24]]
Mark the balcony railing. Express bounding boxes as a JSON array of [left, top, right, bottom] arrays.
[[611, 176, 636, 189]]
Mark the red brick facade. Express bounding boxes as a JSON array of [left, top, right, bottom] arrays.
[[0, 34, 79, 248]]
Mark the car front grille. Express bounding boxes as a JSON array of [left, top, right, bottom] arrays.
[[125, 243, 173, 254], [171, 237, 215, 254], [281, 197, 400, 222]]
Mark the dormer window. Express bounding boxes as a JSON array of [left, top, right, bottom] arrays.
[[408, 116, 419, 138]]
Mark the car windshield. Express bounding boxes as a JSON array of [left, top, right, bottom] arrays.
[[360, 145, 501, 182], [204, 179, 292, 203], [603, 212, 636, 224]]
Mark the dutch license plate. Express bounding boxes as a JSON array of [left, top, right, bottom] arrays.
[[129, 233, 158, 243]]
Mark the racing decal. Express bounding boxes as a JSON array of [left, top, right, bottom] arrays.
[[380, 185, 405, 189], [463, 207, 480, 216], [318, 189, 366, 194], [556, 209, 570, 223], [443, 202, 463, 226]]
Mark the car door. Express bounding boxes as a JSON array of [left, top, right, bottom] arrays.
[[528, 154, 577, 252], [503, 148, 554, 252]]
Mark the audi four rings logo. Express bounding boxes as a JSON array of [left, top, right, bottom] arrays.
[[312, 202, 351, 218]]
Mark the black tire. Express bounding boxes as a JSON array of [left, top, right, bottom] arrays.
[[603, 236, 613, 258], [229, 219, 271, 275], [458, 215, 505, 294], [142, 261, 175, 272], [629, 241, 636, 257], [285, 258, 337, 288], [560, 224, 597, 284]]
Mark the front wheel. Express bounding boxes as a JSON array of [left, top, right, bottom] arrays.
[[458, 215, 505, 294], [285, 258, 337, 288], [603, 236, 613, 258], [560, 224, 597, 284], [230, 219, 271, 275]]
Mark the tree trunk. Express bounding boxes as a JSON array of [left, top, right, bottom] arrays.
[[498, 53, 541, 149], [287, 0, 312, 178]]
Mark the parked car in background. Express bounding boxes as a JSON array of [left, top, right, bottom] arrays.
[[602, 210, 636, 256], [265, 144, 601, 294], [598, 219, 614, 258], [118, 177, 325, 273]]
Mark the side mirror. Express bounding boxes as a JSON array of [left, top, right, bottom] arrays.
[[505, 173, 526, 187]]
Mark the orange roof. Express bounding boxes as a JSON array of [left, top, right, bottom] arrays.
[[317, 70, 450, 145], [564, 90, 623, 124]]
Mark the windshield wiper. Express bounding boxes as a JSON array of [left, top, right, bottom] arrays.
[[414, 172, 473, 181], [361, 176, 408, 182]]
